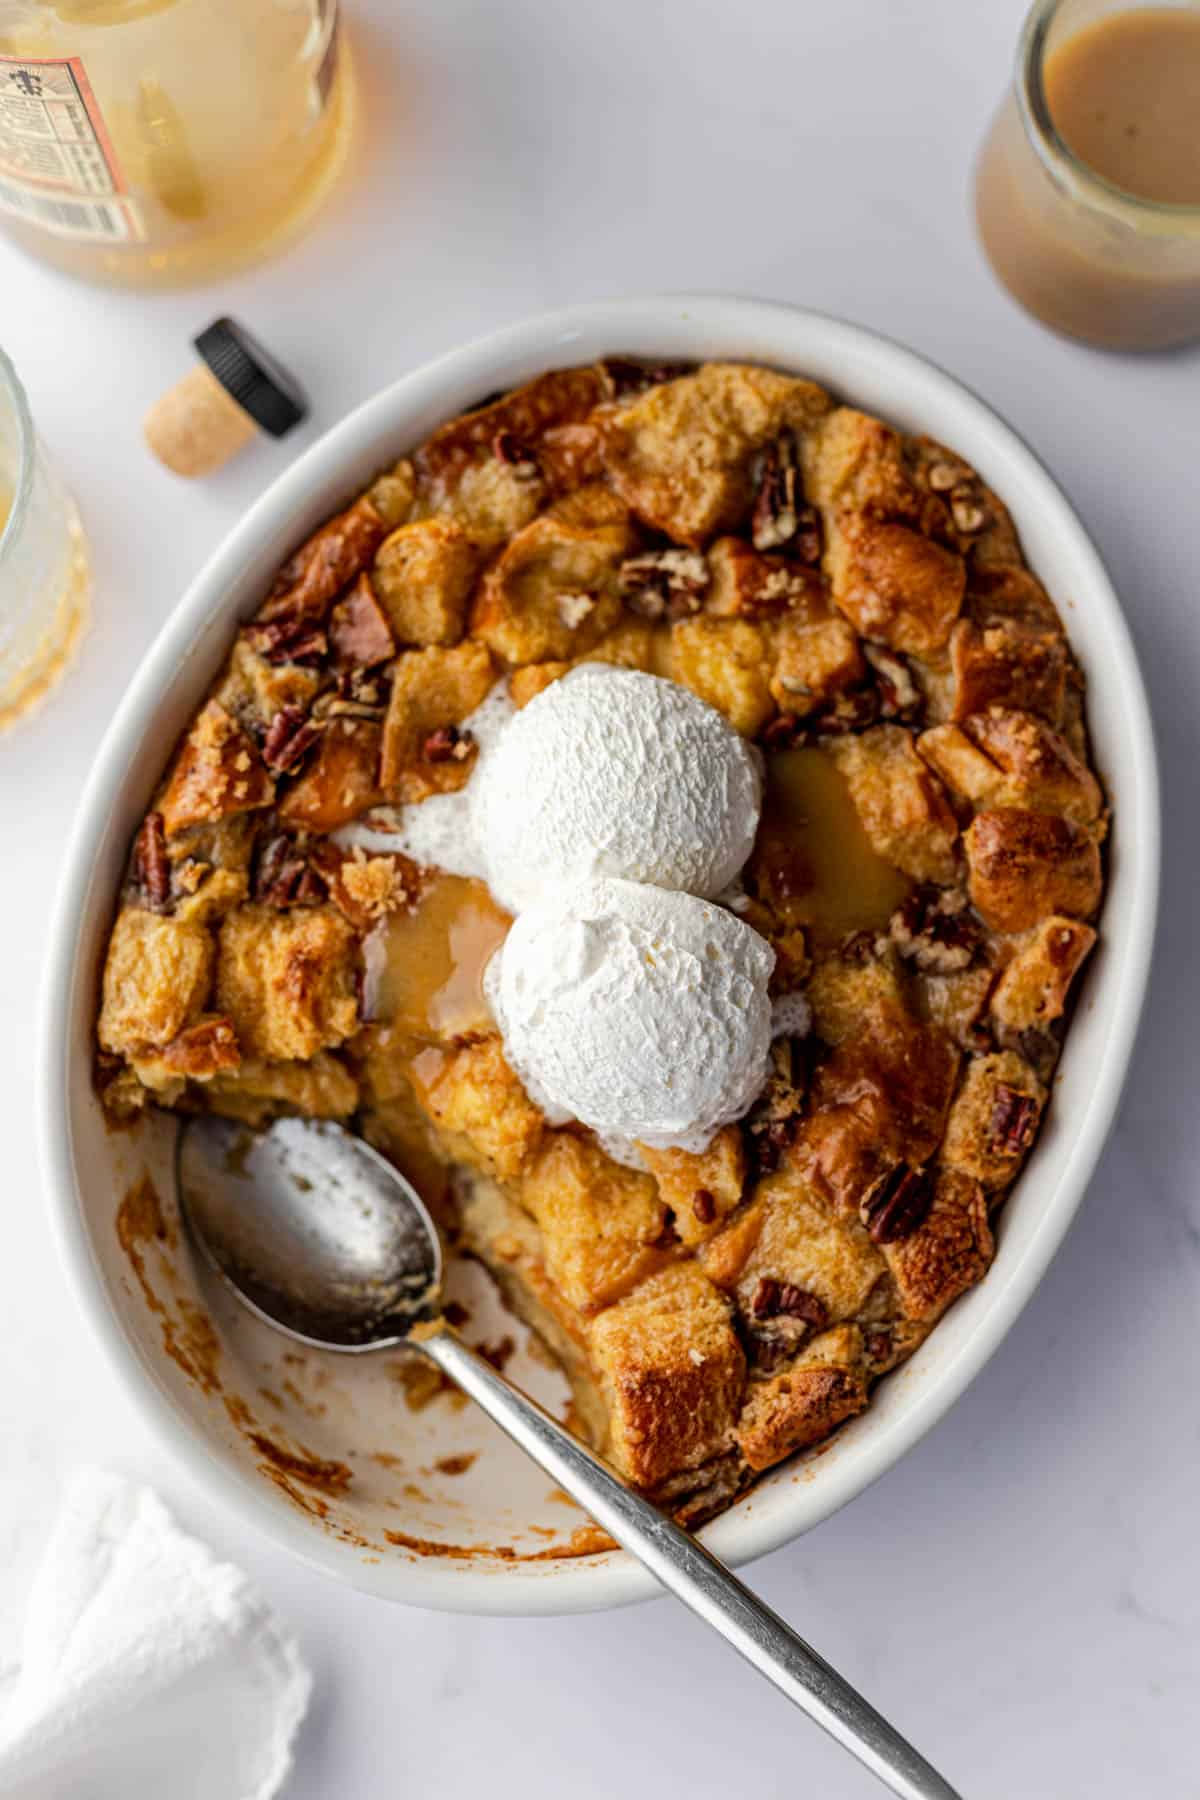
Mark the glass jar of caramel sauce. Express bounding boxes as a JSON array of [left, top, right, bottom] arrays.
[[976, 0, 1200, 350]]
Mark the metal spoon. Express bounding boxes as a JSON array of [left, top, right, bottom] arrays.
[[178, 1115, 962, 1800]]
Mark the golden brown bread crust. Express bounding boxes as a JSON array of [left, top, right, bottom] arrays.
[[965, 807, 1103, 932], [93, 358, 1107, 1517]]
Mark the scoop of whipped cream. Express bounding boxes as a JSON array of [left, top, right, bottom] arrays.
[[485, 876, 776, 1155], [341, 665, 762, 915], [470, 665, 762, 912]]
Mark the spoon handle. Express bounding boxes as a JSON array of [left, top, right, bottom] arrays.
[[422, 1328, 962, 1800]]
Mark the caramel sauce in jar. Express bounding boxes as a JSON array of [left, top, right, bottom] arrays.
[[975, 1, 1200, 350], [750, 748, 911, 948]]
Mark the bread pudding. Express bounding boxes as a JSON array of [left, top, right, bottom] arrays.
[[95, 359, 1106, 1525]]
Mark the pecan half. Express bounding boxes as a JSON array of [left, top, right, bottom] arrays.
[[990, 1085, 1038, 1157], [750, 1277, 828, 1328], [133, 811, 171, 910], [619, 548, 709, 620], [863, 642, 923, 723], [752, 433, 823, 562], [861, 1165, 934, 1244], [889, 886, 981, 974], [261, 705, 325, 774], [422, 724, 475, 764], [246, 616, 328, 668]]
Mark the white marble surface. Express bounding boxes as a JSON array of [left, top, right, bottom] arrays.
[[1, 1, 1197, 1793]]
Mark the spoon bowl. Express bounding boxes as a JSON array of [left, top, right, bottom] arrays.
[[177, 1116, 441, 1350]]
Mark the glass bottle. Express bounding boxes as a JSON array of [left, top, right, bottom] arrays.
[[0, 0, 354, 287], [974, 0, 1200, 351]]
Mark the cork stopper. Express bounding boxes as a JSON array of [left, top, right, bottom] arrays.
[[143, 317, 307, 479], [144, 363, 259, 477]]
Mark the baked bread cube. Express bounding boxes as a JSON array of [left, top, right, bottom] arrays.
[[825, 725, 959, 885], [379, 641, 494, 802], [98, 907, 215, 1055], [258, 495, 388, 627], [803, 409, 965, 655], [372, 518, 480, 647], [941, 1051, 1047, 1189], [470, 510, 634, 665], [215, 903, 358, 1062], [990, 916, 1096, 1034], [604, 363, 831, 546], [158, 701, 275, 838], [949, 618, 1067, 723], [667, 615, 773, 736], [735, 1324, 868, 1472], [588, 1263, 746, 1487], [203, 1051, 359, 1127], [965, 808, 1102, 931], [277, 717, 383, 833], [640, 1126, 746, 1248], [882, 1169, 993, 1322], [924, 708, 1100, 826], [518, 1132, 673, 1313], [408, 1035, 543, 1182]]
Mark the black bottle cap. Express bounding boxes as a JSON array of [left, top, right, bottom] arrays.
[[193, 317, 307, 440]]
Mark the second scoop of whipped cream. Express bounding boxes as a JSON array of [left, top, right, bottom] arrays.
[[485, 875, 776, 1155]]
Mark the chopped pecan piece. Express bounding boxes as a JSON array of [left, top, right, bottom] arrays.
[[812, 686, 881, 735], [752, 431, 799, 552], [990, 1084, 1039, 1155], [950, 487, 988, 535], [889, 886, 981, 974], [619, 548, 709, 620], [246, 616, 328, 667], [601, 356, 692, 397], [861, 1164, 934, 1244], [863, 642, 923, 723], [422, 724, 475, 764], [329, 573, 395, 669], [254, 835, 328, 908], [750, 434, 823, 562], [133, 812, 170, 911], [759, 712, 808, 751], [745, 1116, 798, 1177], [492, 430, 539, 476], [261, 705, 324, 774]]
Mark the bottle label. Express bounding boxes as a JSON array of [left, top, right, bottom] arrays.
[[0, 56, 143, 242]]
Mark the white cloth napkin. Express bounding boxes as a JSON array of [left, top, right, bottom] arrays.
[[0, 1469, 310, 1800]]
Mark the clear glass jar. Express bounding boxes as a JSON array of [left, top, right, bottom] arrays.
[[0, 0, 354, 287], [974, 0, 1200, 351], [0, 346, 89, 730]]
